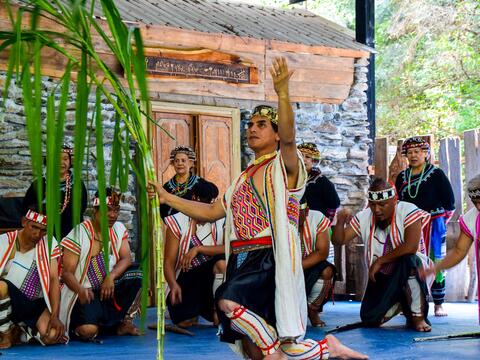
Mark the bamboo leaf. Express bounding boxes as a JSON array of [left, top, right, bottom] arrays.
[[94, 87, 110, 268]]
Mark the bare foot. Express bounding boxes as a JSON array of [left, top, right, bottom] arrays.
[[434, 304, 448, 317], [0, 325, 23, 348], [263, 349, 287, 360], [308, 305, 326, 327], [326, 334, 368, 359], [410, 317, 431, 332], [116, 321, 141, 336]]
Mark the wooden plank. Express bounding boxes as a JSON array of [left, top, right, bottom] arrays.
[[266, 50, 355, 71], [140, 24, 266, 54], [147, 78, 265, 101], [374, 137, 388, 180], [388, 139, 407, 183], [464, 129, 480, 210], [287, 68, 354, 85], [439, 137, 462, 220], [267, 39, 370, 59], [197, 115, 233, 197], [265, 83, 351, 102]]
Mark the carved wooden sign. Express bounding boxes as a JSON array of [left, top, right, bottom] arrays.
[[144, 48, 258, 84]]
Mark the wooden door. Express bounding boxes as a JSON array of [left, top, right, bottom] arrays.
[[197, 115, 233, 197], [152, 112, 195, 184]]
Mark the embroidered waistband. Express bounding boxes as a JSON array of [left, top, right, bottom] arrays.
[[231, 236, 272, 254]]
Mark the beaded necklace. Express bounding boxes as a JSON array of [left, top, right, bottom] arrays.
[[173, 174, 191, 197], [407, 163, 426, 199], [60, 173, 72, 214]]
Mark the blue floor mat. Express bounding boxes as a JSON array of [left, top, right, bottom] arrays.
[[1, 301, 479, 359]]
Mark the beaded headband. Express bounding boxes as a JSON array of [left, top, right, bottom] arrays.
[[368, 187, 396, 202], [92, 195, 119, 207], [401, 137, 430, 156], [25, 209, 47, 226], [62, 143, 74, 155], [468, 189, 480, 200], [170, 146, 196, 161], [251, 105, 278, 125], [298, 142, 321, 160]]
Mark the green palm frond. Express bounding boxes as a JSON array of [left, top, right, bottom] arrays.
[[1, 0, 166, 358]]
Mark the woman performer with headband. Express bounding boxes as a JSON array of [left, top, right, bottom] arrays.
[[421, 174, 480, 322], [333, 178, 433, 332], [160, 146, 204, 219], [395, 137, 455, 316], [23, 143, 88, 239]]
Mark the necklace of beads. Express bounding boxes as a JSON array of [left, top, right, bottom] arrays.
[[407, 163, 426, 199], [60, 173, 72, 214], [173, 174, 190, 197]]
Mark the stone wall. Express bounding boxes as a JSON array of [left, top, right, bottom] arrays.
[[241, 58, 371, 212], [0, 72, 139, 253]]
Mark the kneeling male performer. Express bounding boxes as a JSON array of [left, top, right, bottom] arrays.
[[60, 188, 142, 341], [298, 199, 336, 327], [0, 206, 64, 348], [332, 178, 432, 332], [164, 178, 226, 327]]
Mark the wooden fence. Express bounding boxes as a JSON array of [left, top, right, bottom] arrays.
[[373, 128, 480, 302]]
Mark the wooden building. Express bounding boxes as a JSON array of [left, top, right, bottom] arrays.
[[0, 0, 374, 296]]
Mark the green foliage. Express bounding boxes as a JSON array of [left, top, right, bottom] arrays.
[[376, 0, 480, 141], [261, 0, 480, 142], [0, 1, 165, 358]]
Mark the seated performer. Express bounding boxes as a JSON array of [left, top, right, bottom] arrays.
[[0, 206, 64, 348], [332, 178, 433, 332], [60, 188, 142, 341], [421, 174, 480, 319], [298, 199, 336, 327], [164, 178, 226, 327], [297, 142, 340, 222], [150, 57, 367, 360]]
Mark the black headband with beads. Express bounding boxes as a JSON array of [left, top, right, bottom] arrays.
[[368, 187, 396, 202]]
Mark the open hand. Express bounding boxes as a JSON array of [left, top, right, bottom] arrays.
[[368, 259, 383, 282], [270, 57, 294, 97], [169, 283, 183, 306], [181, 247, 200, 272], [47, 316, 65, 343], [100, 275, 115, 301]]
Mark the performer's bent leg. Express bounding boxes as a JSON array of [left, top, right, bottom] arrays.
[[307, 266, 334, 327], [405, 276, 431, 332], [219, 299, 280, 356], [0, 281, 14, 349], [75, 324, 99, 341]]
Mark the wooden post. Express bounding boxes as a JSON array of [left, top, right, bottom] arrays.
[[374, 137, 388, 180], [439, 137, 462, 221]]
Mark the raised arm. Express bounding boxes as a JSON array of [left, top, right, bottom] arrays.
[[149, 181, 226, 222], [270, 57, 298, 188], [424, 230, 473, 278], [331, 209, 357, 245]]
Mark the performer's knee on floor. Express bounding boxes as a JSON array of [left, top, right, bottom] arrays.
[[75, 324, 98, 339], [218, 299, 239, 314]]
